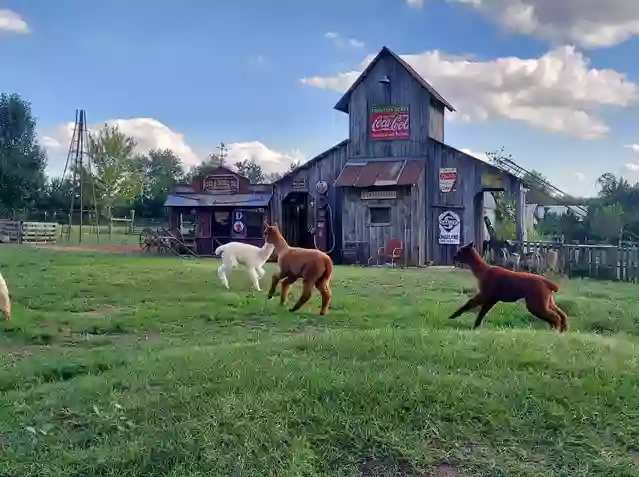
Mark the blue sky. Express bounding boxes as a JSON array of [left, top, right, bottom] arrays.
[[2, 0, 638, 197]]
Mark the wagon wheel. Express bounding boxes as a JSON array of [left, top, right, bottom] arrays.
[[166, 227, 185, 253], [156, 228, 175, 254], [139, 228, 157, 252]]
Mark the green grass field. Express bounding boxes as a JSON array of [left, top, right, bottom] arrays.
[[1, 246, 638, 476]]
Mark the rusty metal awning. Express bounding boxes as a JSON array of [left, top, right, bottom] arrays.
[[334, 159, 424, 187]]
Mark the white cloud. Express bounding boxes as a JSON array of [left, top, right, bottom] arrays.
[[40, 118, 304, 177], [574, 172, 586, 182], [301, 46, 637, 139], [624, 144, 639, 154], [407, 0, 424, 7], [0, 9, 30, 34], [460, 148, 490, 162], [446, 0, 639, 48], [324, 31, 365, 49], [623, 163, 639, 172]]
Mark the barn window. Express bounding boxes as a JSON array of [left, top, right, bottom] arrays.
[[369, 207, 391, 225]]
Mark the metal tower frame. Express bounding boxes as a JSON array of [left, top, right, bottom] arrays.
[[61, 109, 100, 243]]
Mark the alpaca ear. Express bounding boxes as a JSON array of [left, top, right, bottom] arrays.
[[467, 241, 474, 248], [272, 222, 279, 229], [263, 220, 270, 228]]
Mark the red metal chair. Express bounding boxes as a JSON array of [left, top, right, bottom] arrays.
[[376, 238, 403, 267]]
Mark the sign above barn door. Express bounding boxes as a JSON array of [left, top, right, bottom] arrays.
[[370, 105, 410, 140]]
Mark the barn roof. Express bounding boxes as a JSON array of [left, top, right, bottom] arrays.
[[334, 158, 425, 187], [164, 192, 272, 208], [334, 46, 455, 114], [273, 139, 349, 184]]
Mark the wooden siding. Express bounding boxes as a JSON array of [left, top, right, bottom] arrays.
[[428, 99, 445, 142], [347, 54, 432, 159], [341, 169, 425, 265], [271, 142, 349, 262], [425, 140, 523, 265]]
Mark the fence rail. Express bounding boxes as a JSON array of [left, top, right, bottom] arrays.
[[0, 220, 60, 245], [516, 241, 639, 282]]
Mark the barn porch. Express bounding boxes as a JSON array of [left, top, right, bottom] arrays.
[[334, 158, 426, 266]]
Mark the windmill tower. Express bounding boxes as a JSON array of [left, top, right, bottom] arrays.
[[61, 110, 100, 243]]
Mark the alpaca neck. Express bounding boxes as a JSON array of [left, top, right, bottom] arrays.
[[258, 241, 275, 260], [271, 234, 290, 255], [466, 248, 489, 277]]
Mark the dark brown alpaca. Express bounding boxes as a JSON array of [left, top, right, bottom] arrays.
[[449, 242, 568, 332], [264, 222, 333, 315]]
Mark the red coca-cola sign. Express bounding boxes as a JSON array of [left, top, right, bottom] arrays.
[[370, 105, 410, 140]]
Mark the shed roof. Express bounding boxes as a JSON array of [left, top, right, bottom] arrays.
[[334, 159, 425, 188], [334, 46, 455, 114], [164, 192, 272, 208], [273, 139, 349, 184]]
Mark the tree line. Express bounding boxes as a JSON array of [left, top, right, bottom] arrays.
[[0, 93, 297, 222], [487, 148, 639, 245]]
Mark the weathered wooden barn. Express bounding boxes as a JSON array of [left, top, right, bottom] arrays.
[[271, 46, 525, 266], [164, 166, 272, 255]]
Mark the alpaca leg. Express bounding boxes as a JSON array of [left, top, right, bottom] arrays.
[[257, 266, 266, 279], [280, 276, 297, 305], [248, 268, 261, 291], [217, 263, 230, 289], [315, 279, 332, 316], [267, 273, 281, 300], [290, 280, 314, 312], [525, 298, 562, 331], [449, 294, 482, 320], [473, 300, 497, 329], [549, 295, 568, 332]]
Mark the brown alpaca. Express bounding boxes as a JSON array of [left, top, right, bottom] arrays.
[[263, 222, 333, 315], [449, 242, 568, 332]]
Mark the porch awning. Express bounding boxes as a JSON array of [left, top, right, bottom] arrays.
[[164, 193, 272, 208], [164, 195, 200, 207], [334, 159, 425, 187]]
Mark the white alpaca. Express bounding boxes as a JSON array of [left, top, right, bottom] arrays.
[[0, 271, 11, 320], [214, 241, 275, 291]]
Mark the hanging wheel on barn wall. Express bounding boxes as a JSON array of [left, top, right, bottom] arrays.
[[139, 228, 157, 252]]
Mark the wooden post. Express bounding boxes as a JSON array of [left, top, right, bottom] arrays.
[[514, 183, 525, 243], [130, 209, 136, 234]]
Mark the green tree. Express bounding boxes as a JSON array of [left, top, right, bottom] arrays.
[[264, 161, 299, 183], [235, 157, 265, 184], [185, 153, 225, 181], [587, 203, 624, 244], [0, 93, 47, 214], [135, 149, 184, 217], [87, 124, 143, 236]]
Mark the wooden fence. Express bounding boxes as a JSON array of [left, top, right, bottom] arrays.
[[520, 241, 639, 282], [0, 220, 59, 245]]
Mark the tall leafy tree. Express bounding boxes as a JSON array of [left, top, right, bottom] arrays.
[[135, 149, 184, 217], [87, 124, 143, 235], [185, 153, 225, 181], [0, 93, 47, 214], [235, 157, 265, 184]]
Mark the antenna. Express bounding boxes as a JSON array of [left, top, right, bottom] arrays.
[[217, 141, 227, 162], [61, 109, 100, 244]]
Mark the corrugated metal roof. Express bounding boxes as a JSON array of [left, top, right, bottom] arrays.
[[164, 195, 200, 207], [334, 159, 424, 187], [396, 160, 424, 185], [334, 164, 365, 187], [354, 162, 385, 187], [164, 193, 272, 208]]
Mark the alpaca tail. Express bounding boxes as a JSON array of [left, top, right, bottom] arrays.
[[542, 277, 560, 292], [318, 255, 333, 284], [214, 244, 227, 256]]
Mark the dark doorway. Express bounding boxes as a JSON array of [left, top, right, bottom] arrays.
[[282, 192, 313, 248]]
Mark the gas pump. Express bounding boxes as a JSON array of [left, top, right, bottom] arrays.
[[313, 180, 334, 253]]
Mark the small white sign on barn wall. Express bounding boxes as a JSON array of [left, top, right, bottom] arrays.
[[439, 168, 457, 193], [438, 210, 461, 245]]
